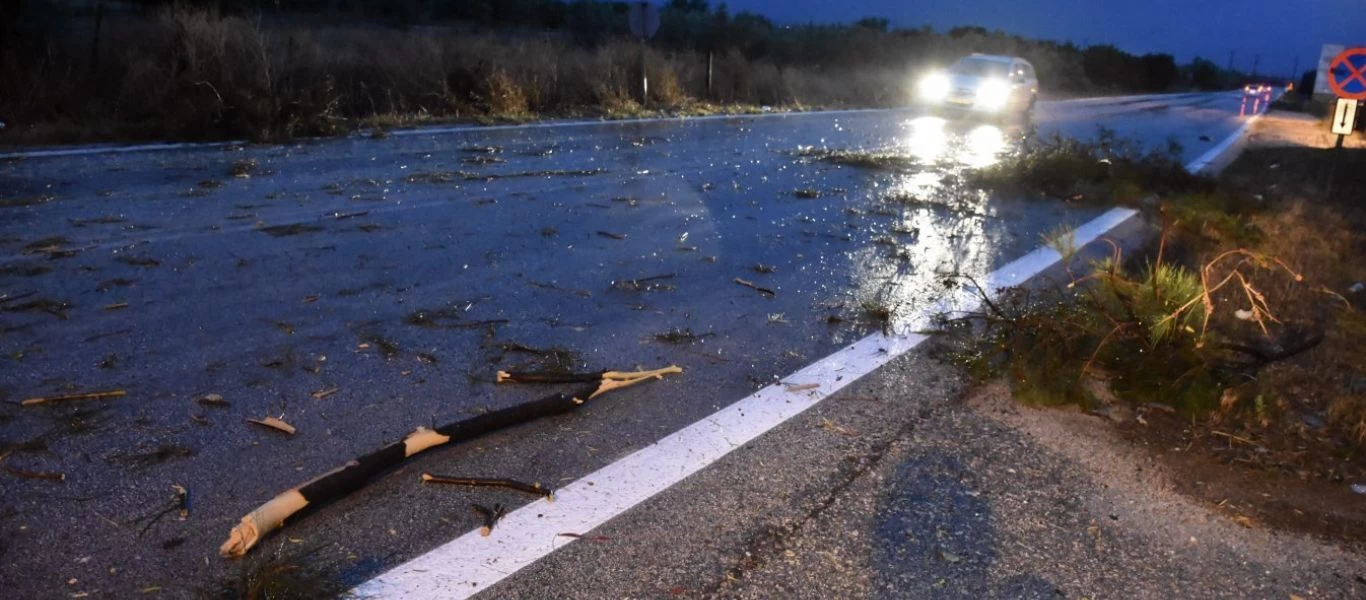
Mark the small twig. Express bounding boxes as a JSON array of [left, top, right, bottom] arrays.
[[470, 503, 507, 537], [596, 231, 627, 240], [421, 473, 553, 500], [21, 390, 125, 407], [0, 452, 65, 482], [734, 278, 775, 297], [1210, 430, 1259, 446]]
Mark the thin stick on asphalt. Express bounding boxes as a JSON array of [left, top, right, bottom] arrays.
[[20, 390, 126, 407], [734, 277, 776, 297], [423, 474, 553, 500], [219, 365, 681, 558]]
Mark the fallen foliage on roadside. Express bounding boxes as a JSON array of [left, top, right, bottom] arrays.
[[940, 132, 1366, 481]]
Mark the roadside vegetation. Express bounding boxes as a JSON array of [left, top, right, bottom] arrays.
[[0, 1, 1257, 145], [940, 129, 1366, 477]]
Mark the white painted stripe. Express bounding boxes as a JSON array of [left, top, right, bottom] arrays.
[[1185, 91, 1278, 174], [349, 206, 1139, 599], [352, 109, 1267, 598]]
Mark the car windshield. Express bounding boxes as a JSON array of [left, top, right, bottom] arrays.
[[951, 57, 1011, 78]]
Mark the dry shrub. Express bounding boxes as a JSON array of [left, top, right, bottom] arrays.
[[478, 70, 529, 118], [0, 8, 917, 144]]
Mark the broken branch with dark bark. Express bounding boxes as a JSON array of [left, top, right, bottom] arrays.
[[219, 365, 681, 557]]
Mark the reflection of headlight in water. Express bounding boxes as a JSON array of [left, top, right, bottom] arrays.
[[905, 116, 947, 162], [965, 125, 1005, 167], [974, 79, 1010, 111]]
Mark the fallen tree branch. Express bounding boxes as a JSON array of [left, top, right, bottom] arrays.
[[220, 365, 681, 557]]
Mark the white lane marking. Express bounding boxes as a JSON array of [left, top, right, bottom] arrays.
[[349, 207, 1139, 599], [1185, 91, 1278, 174]]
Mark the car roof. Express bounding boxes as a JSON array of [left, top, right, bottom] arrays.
[[965, 53, 1020, 64]]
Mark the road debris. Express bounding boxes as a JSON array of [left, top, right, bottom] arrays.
[[651, 328, 712, 345], [220, 365, 682, 557], [556, 532, 611, 543], [102, 302, 128, 311], [611, 273, 677, 292], [421, 473, 553, 500], [21, 390, 126, 407], [734, 277, 776, 297], [196, 394, 229, 408], [596, 230, 627, 240], [0, 451, 65, 481], [471, 503, 507, 536], [529, 280, 592, 298], [138, 484, 190, 537], [785, 383, 820, 393], [820, 418, 857, 437], [310, 387, 339, 400], [247, 416, 297, 436]]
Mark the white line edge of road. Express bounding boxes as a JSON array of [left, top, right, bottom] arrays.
[[349, 111, 1267, 599], [0, 90, 1217, 160]]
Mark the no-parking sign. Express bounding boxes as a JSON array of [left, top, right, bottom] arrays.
[[1327, 47, 1366, 100]]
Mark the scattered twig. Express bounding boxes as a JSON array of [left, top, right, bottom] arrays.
[[784, 383, 820, 393], [247, 416, 297, 436], [220, 366, 682, 557], [820, 418, 857, 437], [596, 231, 626, 240], [556, 532, 611, 543], [21, 390, 125, 407], [1210, 430, 1259, 446], [421, 473, 553, 500], [734, 278, 775, 298], [0, 452, 65, 481], [529, 280, 592, 298], [471, 503, 508, 536], [196, 393, 229, 408], [310, 387, 340, 400], [102, 302, 128, 311], [138, 484, 189, 537]]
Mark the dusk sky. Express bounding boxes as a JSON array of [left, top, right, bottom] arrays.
[[722, 0, 1366, 77]]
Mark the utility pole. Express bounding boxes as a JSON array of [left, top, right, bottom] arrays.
[[1291, 55, 1299, 80], [1227, 50, 1235, 72], [1252, 54, 1260, 79]]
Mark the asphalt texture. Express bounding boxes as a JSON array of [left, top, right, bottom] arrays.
[[0, 91, 1269, 598]]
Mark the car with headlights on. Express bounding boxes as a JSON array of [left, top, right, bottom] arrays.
[[917, 54, 1039, 121]]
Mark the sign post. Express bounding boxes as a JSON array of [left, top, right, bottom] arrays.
[[1325, 47, 1366, 147], [628, 2, 661, 105]]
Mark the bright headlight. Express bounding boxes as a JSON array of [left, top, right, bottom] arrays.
[[975, 79, 1010, 110], [919, 73, 950, 101]]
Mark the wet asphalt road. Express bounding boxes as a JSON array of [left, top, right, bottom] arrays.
[[0, 91, 1255, 598]]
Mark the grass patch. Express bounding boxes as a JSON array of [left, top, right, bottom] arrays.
[[970, 130, 1207, 203], [794, 147, 921, 171], [944, 139, 1366, 452]]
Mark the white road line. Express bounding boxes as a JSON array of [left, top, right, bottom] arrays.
[[1185, 92, 1278, 173], [351, 107, 1264, 599]]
